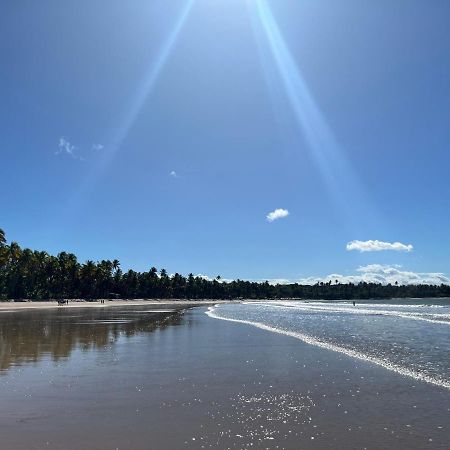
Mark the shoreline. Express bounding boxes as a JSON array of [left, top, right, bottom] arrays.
[[0, 299, 232, 312], [1, 296, 449, 312], [2, 306, 449, 449]]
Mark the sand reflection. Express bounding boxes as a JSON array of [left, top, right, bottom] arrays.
[[0, 307, 181, 372]]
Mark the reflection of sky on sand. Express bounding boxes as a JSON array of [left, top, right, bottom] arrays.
[[1, 308, 449, 449], [190, 390, 315, 446], [161, 309, 450, 449]]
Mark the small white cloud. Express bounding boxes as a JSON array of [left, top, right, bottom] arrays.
[[55, 137, 76, 157], [266, 208, 289, 222], [346, 240, 413, 253], [56, 138, 103, 161], [92, 143, 104, 151], [298, 264, 448, 286], [194, 274, 233, 283], [169, 170, 178, 178], [255, 278, 293, 285], [55, 137, 87, 160]]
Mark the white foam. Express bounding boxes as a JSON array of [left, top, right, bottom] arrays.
[[247, 301, 450, 326], [206, 306, 450, 391], [263, 300, 448, 309]]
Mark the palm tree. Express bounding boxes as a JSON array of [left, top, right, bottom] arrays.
[[0, 229, 7, 266], [8, 242, 22, 263], [80, 260, 97, 298], [112, 259, 120, 274], [1, 227, 449, 301]]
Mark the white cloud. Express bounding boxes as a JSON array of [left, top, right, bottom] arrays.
[[297, 264, 449, 286], [172, 267, 449, 286], [194, 274, 233, 283], [346, 240, 413, 253], [169, 170, 178, 178], [56, 138, 104, 160], [55, 137, 76, 157], [255, 278, 293, 286], [92, 143, 104, 151], [55, 137, 87, 160], [266, 208, 289, 222]]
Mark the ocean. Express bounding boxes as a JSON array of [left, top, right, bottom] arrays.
[[208, 299, 450, 390], [1, 301, 450, 449]]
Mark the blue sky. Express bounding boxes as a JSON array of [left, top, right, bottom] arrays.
[[1, 0, 450, 284]]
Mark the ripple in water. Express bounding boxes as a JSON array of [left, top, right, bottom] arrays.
[[207, 300, 450, 390]]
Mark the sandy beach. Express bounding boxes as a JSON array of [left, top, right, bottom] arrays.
[[0, 299, 230, 312], [1, 304, 449, 449]]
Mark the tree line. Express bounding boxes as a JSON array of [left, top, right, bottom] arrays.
[[1, 228, 449, 301]]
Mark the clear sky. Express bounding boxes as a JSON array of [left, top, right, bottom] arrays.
[[1, 0, 450, 284]]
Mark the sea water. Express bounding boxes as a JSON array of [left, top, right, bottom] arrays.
[[207, 299, 450, 389]]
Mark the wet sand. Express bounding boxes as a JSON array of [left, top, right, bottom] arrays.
[[0, 299, 230, 311], [1, 306, 449, 449]]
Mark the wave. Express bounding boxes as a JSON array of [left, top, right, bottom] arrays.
[[244, 301, 450, 326], [206, 306, 450, 391], [247, 300, 448, 309]]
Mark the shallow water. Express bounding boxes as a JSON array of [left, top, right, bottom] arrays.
[[1, 303, 450, 449], [0, 306, 181, 372], [208, 299, 450, 389]]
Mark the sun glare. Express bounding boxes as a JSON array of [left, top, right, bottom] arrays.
[[249, 0, 379, 232]]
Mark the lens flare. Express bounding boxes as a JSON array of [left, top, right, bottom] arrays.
[[68, 0, 195, 214], [106, 0, 195, 165], [250, 0, 378, 230]]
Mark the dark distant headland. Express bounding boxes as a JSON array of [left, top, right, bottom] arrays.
[[1, 228, 449, 301]]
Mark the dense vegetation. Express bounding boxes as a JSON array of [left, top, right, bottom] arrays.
[[1, 228, 449, 301]]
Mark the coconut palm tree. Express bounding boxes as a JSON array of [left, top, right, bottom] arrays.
[[112, 259, 120, 274], [0, 229, 7, 266]]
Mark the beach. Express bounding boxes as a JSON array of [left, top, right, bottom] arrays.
[[0, 299, 229, 312], [1, 302, 449, 449], [3, 1, 448, 448]]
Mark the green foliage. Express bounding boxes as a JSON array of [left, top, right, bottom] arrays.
[[0, 228, 449, 300]]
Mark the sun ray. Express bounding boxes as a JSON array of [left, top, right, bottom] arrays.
[[68, 0, 195, 215], [106, 0, 195, 164], [249, 0, 379, 231]]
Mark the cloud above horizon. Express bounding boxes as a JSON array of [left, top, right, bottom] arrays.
[[92, 143, 104, 151], [165, 265, 448, 287], [297, 264, 448, 286], [346, 240, 413, 252], [169, 170, 178, 178], [194, 273, 234, 283], [266, 208, 289, 222], [55, 138, 103, 160], [55, 137, 77, 158]]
